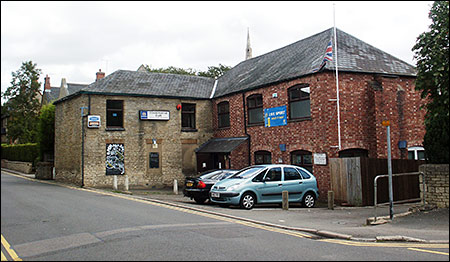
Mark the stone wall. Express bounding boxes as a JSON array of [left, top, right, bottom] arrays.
[[420, 164, 449, 208], [55, 94, 213, 189], [1, 159, 33, 174]]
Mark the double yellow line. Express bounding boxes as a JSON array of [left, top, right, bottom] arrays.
[[1, 235, 21, 261]]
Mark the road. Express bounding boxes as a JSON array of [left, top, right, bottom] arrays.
[[1, 170, 448, 261]]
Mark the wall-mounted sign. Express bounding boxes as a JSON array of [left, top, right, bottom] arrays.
[[264, 106, 287, 127], [87, 115, 101, 128], [139, 110, 170, 121], [313, 153, 327, 165]]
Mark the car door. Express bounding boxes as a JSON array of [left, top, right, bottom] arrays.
[[282, 167, 304, 202], [258, 167, 283, 203]]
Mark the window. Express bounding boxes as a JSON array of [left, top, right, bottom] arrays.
[[408, 146, 425, 160], [284, 167, 302, 181], [338, 148, 368, 158], [247, 94, 263, 125], [182, 103, 196, 130], [106, 100, 124, 128], [217, 101, 230, 128], [149, 152, 159, 168], [264, 167, 281, 181], [288, 84, 311, 119], [291, 150, 313, 173], [255, 150, 271, 164]]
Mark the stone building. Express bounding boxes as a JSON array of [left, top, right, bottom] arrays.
[[54, 71, 214, 189], [54, 28, 426, 196]]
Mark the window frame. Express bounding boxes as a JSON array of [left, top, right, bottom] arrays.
[[217, 101, 230, 128], [181, 103, 196, 131], [254, 150, 272, 164], [106, 100, 124, 128], [247, 94, 264, 125], [291, 150, 313, 173], [288, 84, 311, 120]]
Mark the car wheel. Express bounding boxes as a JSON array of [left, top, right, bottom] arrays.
[[302, 192, 315, 208], [240, 192, 256, 210], [194, 196, 207, 204]]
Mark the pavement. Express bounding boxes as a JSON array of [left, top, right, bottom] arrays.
[[2, 168, 449, 244]]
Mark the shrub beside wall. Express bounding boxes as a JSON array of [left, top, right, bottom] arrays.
[[1, 143, 39, 164]]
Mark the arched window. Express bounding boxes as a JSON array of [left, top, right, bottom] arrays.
[[288, 84, 311, 120], [290, 150, 313, 173], [338, 148, 368, 158], [247, 94, 263, 125], [217, 101, 230, 128], [255, 150, 271, 164]]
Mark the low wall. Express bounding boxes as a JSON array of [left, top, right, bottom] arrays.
[[1, 159, 33, 174], [420, 164, 449, 208], [36, 162, 54, 180]]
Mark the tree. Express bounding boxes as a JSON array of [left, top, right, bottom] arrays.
[[197, 64, 231, 78], [412, 1, 449, 163], [37, 103, 55, 161], [142, 63, 231, 78], [1, 61, 42, 144]]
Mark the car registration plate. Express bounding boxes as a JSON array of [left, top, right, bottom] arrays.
[[186, 182, 193, 187], [211, 192, 220, 198]]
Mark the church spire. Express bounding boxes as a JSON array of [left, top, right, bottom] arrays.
[[245, 28, 252, 60]]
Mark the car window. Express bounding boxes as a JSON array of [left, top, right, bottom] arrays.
[[231, 167, 266, 179], [297, 168, 311, 179], [200, 170, 222, 179], [284, 167, 302, 181], [264, 167, 281, 181]]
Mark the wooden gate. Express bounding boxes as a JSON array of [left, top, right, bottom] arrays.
[[330, 157, 425, 206]]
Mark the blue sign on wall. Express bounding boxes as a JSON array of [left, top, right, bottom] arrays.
[[264, 106, 287, 127]]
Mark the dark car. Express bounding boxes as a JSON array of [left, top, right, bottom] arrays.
[[183, 169, 238, 204]]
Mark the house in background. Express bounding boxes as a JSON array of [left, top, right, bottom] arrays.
[[53, 28, 426, 197], [41, 74, 89, 106]]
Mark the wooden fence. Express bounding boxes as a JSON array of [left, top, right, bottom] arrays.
[[329, 157, 425, 206]]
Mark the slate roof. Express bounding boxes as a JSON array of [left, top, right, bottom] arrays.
[[213, 27, 416, 98], [78, 70, 215, 99], [43, 83, 87, 103], [195, 137, 248, 153]]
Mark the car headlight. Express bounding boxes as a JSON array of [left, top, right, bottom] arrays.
[[227, 184, 240, 191]]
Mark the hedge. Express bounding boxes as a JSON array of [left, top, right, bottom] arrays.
[[1, 143, 39, 164]]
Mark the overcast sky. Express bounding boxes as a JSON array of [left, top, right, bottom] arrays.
[[1, 1, 434, 104]]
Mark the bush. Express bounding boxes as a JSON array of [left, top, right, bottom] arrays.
[[1, 143, 39, 164]]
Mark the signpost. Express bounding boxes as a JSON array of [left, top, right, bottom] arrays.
[[382, 120, 394, 220]]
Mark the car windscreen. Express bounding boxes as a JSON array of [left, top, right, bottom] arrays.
[[200, 170, 223, 179], [229, 167, 266, 179]]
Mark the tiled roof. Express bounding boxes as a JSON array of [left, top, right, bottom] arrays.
[[213, 28, 416, 98], [43, 83, 87, 103], [79, 70, 215, 99]]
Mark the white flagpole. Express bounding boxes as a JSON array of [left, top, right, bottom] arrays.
[[333, 3, 341, 150]]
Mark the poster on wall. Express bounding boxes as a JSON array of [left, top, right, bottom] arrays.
[[264, 106, 287, 127], [106, 143, 125, 175]]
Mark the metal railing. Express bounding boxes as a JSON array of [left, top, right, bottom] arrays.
[[373, 172, 425, 221]]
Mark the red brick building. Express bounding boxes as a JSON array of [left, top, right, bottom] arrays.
[[196, 28, 425, 198]]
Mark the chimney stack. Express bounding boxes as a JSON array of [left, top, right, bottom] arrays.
[[44, 75, 51, 92], [96, 69, 105, 81]]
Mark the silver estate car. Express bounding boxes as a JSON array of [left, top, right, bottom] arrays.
[[209, 164, 319, 210]]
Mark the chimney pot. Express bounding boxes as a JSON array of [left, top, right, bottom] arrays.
[[96, 69, 105, 81]]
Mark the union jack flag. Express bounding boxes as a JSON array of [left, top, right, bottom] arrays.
[[323, 40, 333, 62], [312, 40, 333, 73]]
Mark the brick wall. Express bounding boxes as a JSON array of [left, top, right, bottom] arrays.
[[420, 164, 449, 208], [212, 71, 426, 198], [55, 94, 213, 189]]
